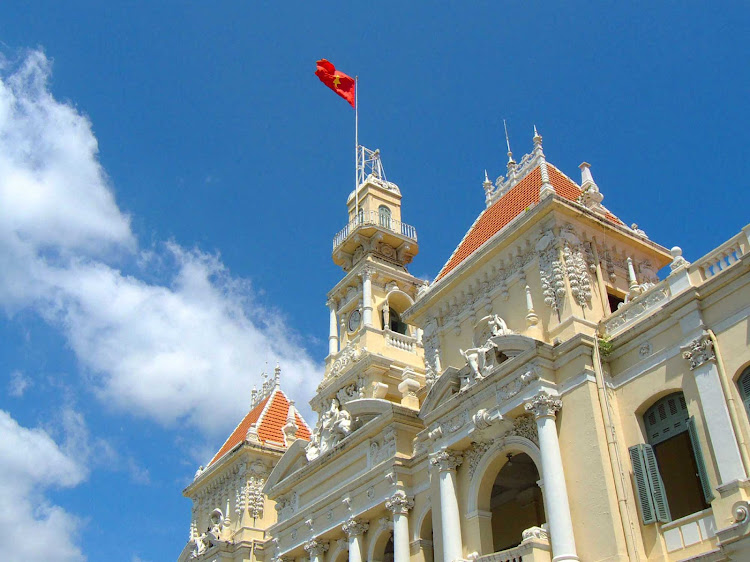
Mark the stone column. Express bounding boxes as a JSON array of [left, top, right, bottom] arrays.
[[304, 539, 329, 562], [430, 450, 463, 562], [328, 299, 339, 355], [682, 333, 746, 483], [386, 491, 414, 562], [342, 518, 368, 562], [361, 267, 374, 327], [525, 392, 579, 562]]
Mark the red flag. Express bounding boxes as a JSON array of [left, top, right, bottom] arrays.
[[315, 59, 356, 108]]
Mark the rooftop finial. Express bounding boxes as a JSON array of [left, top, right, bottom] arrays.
[[483, 170, 494, 208], [274, 362, 281, 387], [535, 126, 555, 199], [504, 120, 516, 170]]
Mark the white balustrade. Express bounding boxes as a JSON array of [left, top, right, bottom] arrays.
[[695, 231, 747, 280], [332, 210, 418, 249], [385, 330, 417, 353]]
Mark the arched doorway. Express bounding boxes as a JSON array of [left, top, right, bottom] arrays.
[[418, 508, 435, 562], [383, 535, 394, 562], [490, 452, 545, 552]]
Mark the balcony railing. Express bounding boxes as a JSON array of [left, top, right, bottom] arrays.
[[475, 528, 551, 562], [695, 229, 748, 280], [333, 210, 418, 250], [385, 329, 419, 353]]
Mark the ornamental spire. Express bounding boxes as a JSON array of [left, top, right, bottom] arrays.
[[483, 170, 494, 208], [534, 127, 556, 199], [504, 120, 517, 175]]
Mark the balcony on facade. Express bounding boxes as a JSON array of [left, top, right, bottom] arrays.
[[332, 210, 418, 253]]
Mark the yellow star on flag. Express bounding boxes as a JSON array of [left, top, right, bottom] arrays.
[[332, 75, 341, 88]]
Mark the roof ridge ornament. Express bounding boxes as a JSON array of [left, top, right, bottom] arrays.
[[504, 120, 517, 180], [483, 170, 494, 208], [578, 162, 604, 211], [534, 127, 556, 199]]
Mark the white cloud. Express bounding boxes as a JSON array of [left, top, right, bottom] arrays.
[[8, 369, 31, 396], [0, 410, 86, 562], [0, 50, 322, 441]]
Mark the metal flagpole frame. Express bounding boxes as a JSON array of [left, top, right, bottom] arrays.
[[355, 76, 359, 218]]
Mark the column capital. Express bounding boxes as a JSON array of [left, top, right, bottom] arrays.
[[342, 517, 369, 537], [303, 539, 329, 556], [385, 490, 414, 514], [359, 265, 375, 280], [681, 332, 716, 370], [326, 297, 338, 309], [430, 449, 463, 472], [524, 391, 562, 419]]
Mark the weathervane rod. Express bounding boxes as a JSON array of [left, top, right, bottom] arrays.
[[355, 76, 359, 218], [504, 119, 512, 155]]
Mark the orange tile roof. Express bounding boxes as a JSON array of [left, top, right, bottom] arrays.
[[208, 388, 311, 466], [435, 164, 622, 281]]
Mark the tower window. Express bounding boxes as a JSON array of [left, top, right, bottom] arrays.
[[378, 205, 392, 229], [384, 309, 409, 335]]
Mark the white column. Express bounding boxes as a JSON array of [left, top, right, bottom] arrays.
[[304, 539, 329, 562], [430, 450, 463, 562], [342, 518, 368, 562], [328, 299, 339, 355], [683, 333, 746, 483], [386, 491, 414, 562], [361, 267, 374, 327], [525, 392, 579, 562]]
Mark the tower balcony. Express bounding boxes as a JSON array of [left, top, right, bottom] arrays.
[[332, 210, 418, 252]]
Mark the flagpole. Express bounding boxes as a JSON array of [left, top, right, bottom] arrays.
[[354, 76, 359, 219]]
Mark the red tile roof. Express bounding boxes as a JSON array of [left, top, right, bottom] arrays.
[[209, 388, 311, 466], [435, 164, 622, 281]]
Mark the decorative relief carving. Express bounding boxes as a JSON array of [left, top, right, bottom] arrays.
[[603, 286, 670, 333], [368, 428, 396, 466], [497, 367, 539, 402], [306, 398, 355, 461], [275, 491, 298, 521], [430, 449, 463, 472], [442, 409, 469, 433], [385, 491, 414, 514], [303, 539, 329, 557], [465, 441, 492, 478], [422, 316, 442, 387], [638, 342, 652, 357], [524, 392, 561, 419], [522, 526, 549, 542], [510, 414, 538, 445], [563, 236, 592, 306], [235, 475, 265, 519], [323, 342, 366, 387], [681, 333, 715, 370]]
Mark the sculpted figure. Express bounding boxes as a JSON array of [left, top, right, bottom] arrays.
[[489, 314, 512, 336]]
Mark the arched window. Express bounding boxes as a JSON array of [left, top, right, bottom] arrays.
[[378, 205, 391, 229], [738, 366, 750, 418], [629, 392, 712, 524], [384, 309, 409, 335]]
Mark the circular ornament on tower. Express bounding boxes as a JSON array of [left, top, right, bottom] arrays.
[[348, 309, 361, 332]]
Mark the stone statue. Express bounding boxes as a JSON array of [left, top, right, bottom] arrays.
[[488, 314, 512, 336]]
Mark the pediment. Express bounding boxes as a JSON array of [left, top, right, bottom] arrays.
[[419, 366, 461, 419], [263, 439, 307, 494]]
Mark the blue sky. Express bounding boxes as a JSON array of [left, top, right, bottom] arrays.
[[0, 3, 748, 561]]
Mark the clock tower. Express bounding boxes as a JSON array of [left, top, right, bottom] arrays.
[[306, 147, 426, 460]]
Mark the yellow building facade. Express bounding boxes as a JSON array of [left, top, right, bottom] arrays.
[[183, 136, 750, 562]]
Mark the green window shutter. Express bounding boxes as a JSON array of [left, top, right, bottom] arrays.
[[642, 443, 671, 522], [630, 444, 657, 524], [687, 417, 715, 503], [739, 369, 750, 419]]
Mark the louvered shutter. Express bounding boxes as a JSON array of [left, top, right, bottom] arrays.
[[687, 417, 715, 503], [630, 443, 670, 524], [642, 443, 671, 522], [739, 368, 750, 419], [630, 444, 657, 524]]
